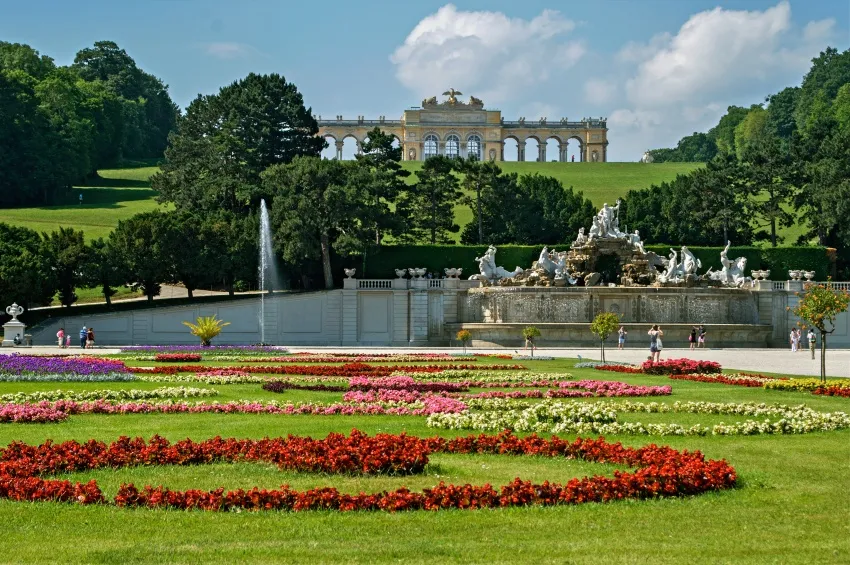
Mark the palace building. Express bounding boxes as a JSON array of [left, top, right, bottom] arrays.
[[316, 89, 608, 162]]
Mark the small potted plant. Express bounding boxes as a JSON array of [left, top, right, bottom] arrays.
[[522, 326, 541, 358], [182, 315, 231, 346], [456, 329, 472, 354]]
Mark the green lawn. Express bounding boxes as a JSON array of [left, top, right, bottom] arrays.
[[1, 164, 169, 242], [0, 357, 847, 563]]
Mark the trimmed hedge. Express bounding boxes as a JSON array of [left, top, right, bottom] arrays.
[[360, 244, 832, 281]]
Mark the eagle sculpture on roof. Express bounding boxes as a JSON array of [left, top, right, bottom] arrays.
[[442, 88, 463, 105]]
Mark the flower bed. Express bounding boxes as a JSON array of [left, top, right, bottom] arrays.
[[465, 381, 671, 399], [154, 353, 202, 362], [0, 431, 736, 512], [574, 361, 635, 369], [641, 359, 722, 375], [0, 354, 131, 380], [427, 398, 850, 436], [262, 382, 348, 393], [512, 356, 555, 361], [0, 404, 68, 423], [593, 359, 722, 375], [119, 346, 289, 357], [669, 372, 784, 387], [128, 363, 524, 377], [812, 386, 850, 398], [348, 376, 468, 393], [764, 378, 850, 393], [0, 387, 217, 404]]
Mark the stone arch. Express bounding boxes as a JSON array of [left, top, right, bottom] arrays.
[[545, 135, 563, 162], [320, 134, 339, 160], [567, 135, 585, 162], [340, 134, 361, 160], [524, 135, 542, 162], [502, 135, 520, 161]]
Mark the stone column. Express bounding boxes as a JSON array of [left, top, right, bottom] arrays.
[[439, 142, 446, 156], [355, 141, 363, 155], [539, 144, 546, 162], [335, 141, 344, 160], [559, 144, 568, 162], [460, 141, 467, 159], [518, 143, 525, 162]]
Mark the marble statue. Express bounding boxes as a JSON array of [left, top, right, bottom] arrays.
[[5, 303, 23, 322], [656, 245, 702, 283], [469, 245, 523, 282], [640, 150, 654, 164], [593, 200, 622, 239], [705, 241, 751, 287], [627, 230, 646, 253], [537, 247, 559, 276], [680, 246, 701, 275], [588, 217, 602, 241], [573, 227, 588, 247]]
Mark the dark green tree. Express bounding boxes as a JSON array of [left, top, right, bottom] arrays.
[[199, 213, 259, 296], [0, 223, 57, 309], [109, 211, 170, 302], [708, 105, 751, 156], [152, 73, 325, 214], [397, 156, 462, 244], [354, 127, 410, 244], [83, 237, 128, 306], [265, 157, 377, 289], [795, 47, 850, 133], [159, 211, 209, 299], [765, 86, 800, 143], [457, 156, 503, 244], [41, 227, 89, 307]]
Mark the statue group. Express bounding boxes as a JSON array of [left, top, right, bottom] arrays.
[[470, 201, 750, 288]]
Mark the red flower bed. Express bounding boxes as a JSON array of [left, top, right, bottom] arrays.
[[812, 385, 850, 398], [641, 359, 722, 375], [595, 365, 643, 374], [128, 362, 523, 376], [0, 431, 736, 512], [154, 353, 202, 362]]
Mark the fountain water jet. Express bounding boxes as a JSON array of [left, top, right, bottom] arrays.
[[258, 199, 280, 344]]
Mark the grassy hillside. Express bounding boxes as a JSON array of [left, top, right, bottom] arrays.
[[1, 165, 169, 242]]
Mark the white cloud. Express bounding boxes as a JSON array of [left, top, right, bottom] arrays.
[[390, 4, 584, 104], [584, 78, 617, 105], [617, 33, 671, 63], [803, 18, 836, 42], [201, 42, 258, 60]]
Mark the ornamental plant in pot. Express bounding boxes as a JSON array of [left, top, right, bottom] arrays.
[[456, 330, 471, 354], [182, 316, 231, 347]]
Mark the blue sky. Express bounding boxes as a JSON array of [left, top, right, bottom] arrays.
[[1, 0, 847, 160]]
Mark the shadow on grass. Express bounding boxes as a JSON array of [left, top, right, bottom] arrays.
[[78, 176, 152, 189], [36, 188, 158, 209]]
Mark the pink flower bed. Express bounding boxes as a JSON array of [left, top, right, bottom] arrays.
[[0, 404, 68, 423], [463, 380, 671, 399], [348, 376, 467, 393]]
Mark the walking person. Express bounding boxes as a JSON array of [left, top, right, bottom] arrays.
[[790, 328, 799, 352], [648, 325, 663, 363], [79, 326, 87, 349], [689, 326, 697, 350], [698, 325, 706, 348], [618, 326, 627, 350], [808, 329, 816, 360], [56, 328, 65, 348], [65, 334, 71, 348], [86, 327, 95, 349]]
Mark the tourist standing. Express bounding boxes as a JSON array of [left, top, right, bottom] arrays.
[[618, 326, 627, 350], [56, 328, 65, 348], [808, 329, 816, 359], [790, 328, 798, 352], [648, 325, 663, 363], [65, 334, 72, 348], [86, 327, 95, 349], [698, 325, 706, 348], [79, 326, 87, 349], [689, 326, 697, 350]]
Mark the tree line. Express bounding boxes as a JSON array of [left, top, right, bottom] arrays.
[[632, 48, 850, 249], [0, 40, 178, 206]]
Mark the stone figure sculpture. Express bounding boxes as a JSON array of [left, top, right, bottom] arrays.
[[640, 150, 654, 163], [469, 95, 484, 106], [680, 246, 701, 276], [627, 230, 646, 253], [705, 241, 751, 287], [573, 227, 588, 247], [594, 200, 622, 238], [469, 245, 523, 282], [422, 96, 437, 106], [537, 247, 559, 276]]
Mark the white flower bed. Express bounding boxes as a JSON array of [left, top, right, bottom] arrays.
[[426, 398, 850, 436], [0, 386, 218, 403]]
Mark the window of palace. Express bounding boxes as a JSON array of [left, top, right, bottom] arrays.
[[467, 135, 482, 160], [446, 134, 460, 158], [424, 134, 438, 159]]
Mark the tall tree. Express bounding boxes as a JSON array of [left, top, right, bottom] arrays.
[[354, 127, 410, 244], [159, 211, 209, 299], [765, 86, 800, 143], [708, 105, 751, 156], [795, 47, 850, 133], [397, 156, 462, 244], [83, 237, 128, 306], [457, 156, 503, 244], [0, 223, 57, 309], [109, 211, 170, 302], [41, 227, 89, 307], [199, 213, 258, 296], [265, 157, 376, 289], [152, 73, 325, 214]]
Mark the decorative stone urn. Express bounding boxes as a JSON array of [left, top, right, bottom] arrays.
[[803, 271, 815, 282], [343, 268, 356, 279], [2, 303, 26, 347], [788, 270, 801, 281], [394, 269, 407, 279]]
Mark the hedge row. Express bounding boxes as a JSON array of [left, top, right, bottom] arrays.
[[354, 244, 832, 281]]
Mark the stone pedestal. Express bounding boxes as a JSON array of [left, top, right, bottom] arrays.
[[392, 278, 409, 290], [787, 280, 804, 292], [2, 321, 26, 347]]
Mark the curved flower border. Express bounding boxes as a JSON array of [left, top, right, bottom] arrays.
[[0, 431, 737, 512]]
